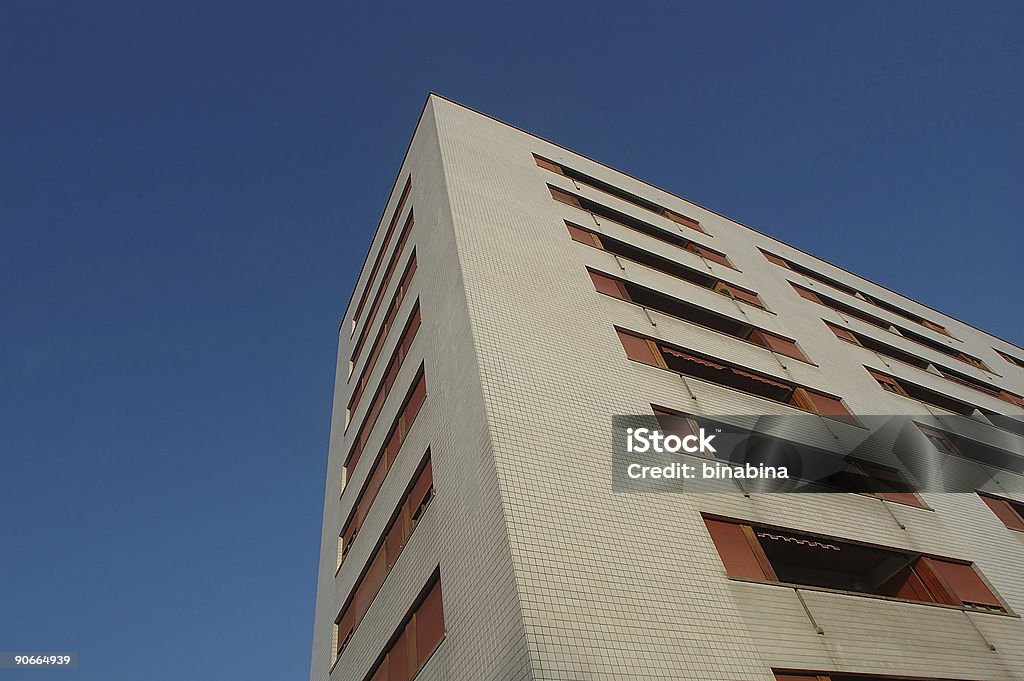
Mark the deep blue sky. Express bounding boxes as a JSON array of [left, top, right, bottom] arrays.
[[1, 2, 1021, 680]]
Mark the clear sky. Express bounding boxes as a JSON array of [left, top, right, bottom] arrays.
[[1, 2, 1021, 680]]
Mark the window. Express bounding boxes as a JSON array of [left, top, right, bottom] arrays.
[[823, 458, 927, 508], [361, 575, 445, 681], [616, 329, 855, 423], [824, 321, 860, 345], [548, 185, 582, 208], [978, 493, 1024, 531], [762, 248, 958, 339], [548, 186, 709, 253], [704, 516, 1005, 612], [588, 270, 804, 359], [792, 284, 989, 371], [917, 424, 960, 456], [685, 242, 733, 268], [917, 423, 1024, 475], [714, 281, 766, 309], [829, 323, 1024, 406], [349, 302, 422, 427], [760, 250, 791, 268], [335, 455, 436, 658], [867, 368, 909, 396], [352, 178, 413, 330], [567, 221, 733, 281], [995, 348, 1024, 369], [345, 369, 426, 480], [867, 367, 993, 416], [536, 154, 705, 232], [747, 330, 809, 362], [587, 269, 630, 299], [352, 252, 418, 369]]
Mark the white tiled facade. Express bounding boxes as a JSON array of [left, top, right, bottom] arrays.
[[310, 95, 1024, 681]]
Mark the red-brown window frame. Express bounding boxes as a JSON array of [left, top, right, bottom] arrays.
[[589, 269, 806, 361], [351, 178, 412, 332], [345, 367, 426, 479], [978, 492, 1024, 532], [536, 153, 706, 233], [335, 453, 436, 659], [616, 328, 855, 424], [703, 515, 1006, 613]]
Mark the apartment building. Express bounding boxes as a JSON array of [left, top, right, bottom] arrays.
[[309, 94, 1024, 681]]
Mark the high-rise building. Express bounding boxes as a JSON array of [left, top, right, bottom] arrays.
[[310, 94, 1024, 681]]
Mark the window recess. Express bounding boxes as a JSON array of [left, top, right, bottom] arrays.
[[550, 186, 720, 256], [978, 493, 1024, 531], [655, 406, 926, 505], [351, 251, 418, 371], [616, 329, 855, 423], [350, 572, 445, 681], [826, 322, 1023, 406], [760, 248, 958, 339], [348, 302, 422, 429], [792, 283, 990, 371], [344, 368, 426, 483], [536, 154, 706, 232], [335, 455, 436, 658], [995, 348, 1024, 369], [865, 367, 1009, 419], [567, 218, 734, 268], [569, 221, 735, 286], [351, 178, 412, 331], [917, 423, 1024, 475], [704, 516, 1006, 612], [588, 270, 803, 360]]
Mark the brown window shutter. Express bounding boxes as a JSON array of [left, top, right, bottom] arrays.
[[687, 243, 732, 267], [386, 505, 409, 565], [369, 659, 389, 681], [360, 460, 388, 521], [410, 458, 434, 516], [703, 518, 776, 581], [404, 374, 427, 423], [792, 284, 822, 303], [337, 606, 356, 655], [388, 628, 411, 681], [979, 494, 1024, 531], [401, 306, 421, 355], [867, 369, 908, 396], [796, 389, 856, 423], [877, 491, 927, 508], [533, 154, 564, 174], [761, 250, 791, 268], [565, 222, 602, 247], [384, 429, 402, 467], [548, 185, 581, 208], [588, 270, 630, 300], [824, 322, 859, 344], [716, 282, 764, 308], [342, 518, 357, 554], [663, 208, 704, 232], [654, 407, 698, 440], [751, 330, 809, 362], [616, 330, 661, 366], [415, 580, 445, 666], [892, 565, 935, 602], [926, 558, 1002, 609], [911, 557, 959, 606], [922, 319, 953, 337]]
